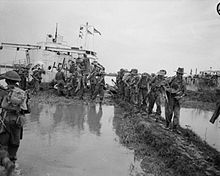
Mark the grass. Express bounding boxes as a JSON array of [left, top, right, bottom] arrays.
[[114, 99, 220, 176]]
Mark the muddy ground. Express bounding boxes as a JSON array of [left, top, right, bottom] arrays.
[[112, 89, 220, 176], [1, 89, 220, 176]]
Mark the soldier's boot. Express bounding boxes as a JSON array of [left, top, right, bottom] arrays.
[[2, 157, 15, 176], [172, 125, 181, 134], [165, 121, 170, 129]]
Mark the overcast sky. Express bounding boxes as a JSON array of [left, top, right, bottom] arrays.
[[0, 0, 220, 75]]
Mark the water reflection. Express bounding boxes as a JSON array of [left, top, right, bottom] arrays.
[[161, 107, 220, 151], [87, 102, 103, 136], [19, 103, 144, 176], [180, 108, 220, 151]]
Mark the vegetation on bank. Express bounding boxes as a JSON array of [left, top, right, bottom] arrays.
[[113, 99, 220, 176], [185, 89, 217, 103]]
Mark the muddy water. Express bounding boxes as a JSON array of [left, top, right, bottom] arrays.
[[17, 102, 144, 176], [161, 108, 220, 151]]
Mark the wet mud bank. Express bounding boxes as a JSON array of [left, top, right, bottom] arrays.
[[113, 98, 220, 176]]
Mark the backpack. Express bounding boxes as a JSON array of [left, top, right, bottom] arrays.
[[8, 87, 27, 110]]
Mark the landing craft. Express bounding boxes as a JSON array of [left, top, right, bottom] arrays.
[[0, 23, 100, 82]]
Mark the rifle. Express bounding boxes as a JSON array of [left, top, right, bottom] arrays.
[[51, 62, 56, 72], [210, 102, 220, 124], [111, 79, 118, 89], [0, 112, 8, 134], [62, 58, 66, 70]]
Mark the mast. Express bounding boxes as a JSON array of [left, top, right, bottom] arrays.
[[84, 22, 88, 49], [54, 23, 58, 43]]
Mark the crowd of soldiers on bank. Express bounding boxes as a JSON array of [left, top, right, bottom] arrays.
[[115, 67, 186, 131], [13, 54, 106, 102], [13, 62, 187, 132], [52, 57, 106, 101]]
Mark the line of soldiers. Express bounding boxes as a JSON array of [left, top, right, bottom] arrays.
[[54, 58, 106, 102], [115, 67, 186, 131]]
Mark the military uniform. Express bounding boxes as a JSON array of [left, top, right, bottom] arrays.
[[130, 74, 140, 104], [69, 62, 77, 74], [0, 71, 29, 175], [116, 69, 125, 97], [148, 70, 167, 116], [165, 68, 186, 129], [123, 73, 132, 102], [92, 72, 105, 102], [55, 69, 65, 96], [137, 73, 150, 106], [75, 69, 86, 100], [88, 69, 98, 98], [32, 68, 45, 94]]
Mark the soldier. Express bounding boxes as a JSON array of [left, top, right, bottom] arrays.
[[210, 88, 220, 124], [75, 67, 86, 100], [64, 77, 74, 98], [87, 68, 98, 98], [68, 60, 77, 75], [148, 69, 167, 117], [31, 67, 45, 94], [17, 67, 29, 91], [165, 67, 186, 131], [123, 70, 132, 102], [129, 69, 140, 104], [55, 67, 66, 96], [67, 61, 78, 95], [0, 71, 29, 175], [137, 72, 151, 107], [116, 69, 126, 98], [92, 71, 105, 103]]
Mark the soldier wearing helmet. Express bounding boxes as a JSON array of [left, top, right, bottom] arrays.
[[148, 69, 167, 119], [4, 70, 21, 82], [123, 69, 133, 102], [129, 69, 140, 104], [116, 69, 126, 97], [0, 70, 29, 175]]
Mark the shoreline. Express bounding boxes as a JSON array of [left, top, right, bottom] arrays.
[[113, 98, 220, 176]]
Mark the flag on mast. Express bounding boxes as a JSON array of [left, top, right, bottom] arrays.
[[79, 26, 84, 39], [94, 28, 101, 35], [87, 29, 93, 35]]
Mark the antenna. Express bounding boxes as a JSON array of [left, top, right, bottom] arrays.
[[84, 22, 89, 49], [54, 23, 58, 43]]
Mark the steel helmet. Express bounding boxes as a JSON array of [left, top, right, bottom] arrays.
[[33, 61, 45, 69], [142, 72, 150, 77], [130, 69, 138, 74], [4, 70, 21, 82]]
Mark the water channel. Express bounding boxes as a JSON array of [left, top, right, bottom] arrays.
[[17, 102, 220, 176], [18, 102, 144, 176], [159, 106, 220, 150]]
